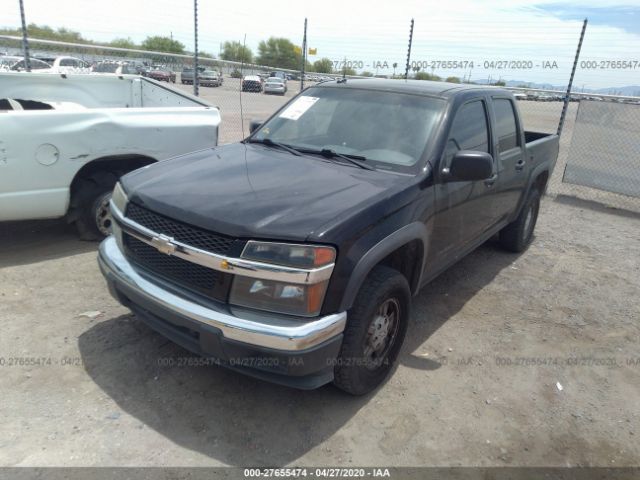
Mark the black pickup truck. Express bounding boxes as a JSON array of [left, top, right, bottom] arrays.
[[99, 79, 559, 395]]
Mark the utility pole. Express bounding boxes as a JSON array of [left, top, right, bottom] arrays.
[[558, 18, 588, 136], [193, 0, 199, 96], [19, 0, 31, 72], [301, 18, 307, 91], [404, 18, 414, 80]]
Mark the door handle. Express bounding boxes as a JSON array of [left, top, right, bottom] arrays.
[[515, 160, 526, 171], [484, 174, 498, 187]]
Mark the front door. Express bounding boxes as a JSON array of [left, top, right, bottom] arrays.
[[427, 98, 500, 270]]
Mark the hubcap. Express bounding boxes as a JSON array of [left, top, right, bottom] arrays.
[[95, 192, 113, 236], [363, 298, 400, 370]]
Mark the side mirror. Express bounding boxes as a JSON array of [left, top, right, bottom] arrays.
[[448, 150, 494, 181], [249, 120, 264, 134]]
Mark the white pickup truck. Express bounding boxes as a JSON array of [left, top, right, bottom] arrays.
[[0, 72, 221, 239]]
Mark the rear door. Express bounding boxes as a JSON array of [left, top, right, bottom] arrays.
[[490, 96, 527, 220]]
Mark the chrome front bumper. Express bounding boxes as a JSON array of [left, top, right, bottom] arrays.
[[98, 236, 347, 352]]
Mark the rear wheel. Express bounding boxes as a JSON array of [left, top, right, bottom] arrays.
[[333, 266, 410, 395], [499, 187, 541, 252], [72, 172, 119, 241]]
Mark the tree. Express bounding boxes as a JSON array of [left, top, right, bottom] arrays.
[[493, 80, 506, 86], [361, 71, 373, 77], [0, 23, 88, 45], [415, 72, 441, 81], [220, 41, 252, 63], [313, 58, 333, 73], [141, 36, 185, 54], [256, 37, 301, 70], [342, 67, 357, 76], [110, 38, 136, 49], [445, 76, 461, 83]]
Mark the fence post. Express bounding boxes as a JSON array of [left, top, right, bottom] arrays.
[[193, 0, 199, 96], [301, 18, 307, 91], [557, 18, 587, 136], [404, 18, 414, 80], [19, 0, 31, 72]]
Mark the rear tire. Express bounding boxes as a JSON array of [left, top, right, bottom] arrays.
[[499, 187, 541, 252], [72, 172, 119, 241], [333, 266, 410, 395]]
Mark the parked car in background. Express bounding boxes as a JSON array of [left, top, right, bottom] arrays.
[[0, 72, 220, 239], [242, 75, 263, 92], [269, 71, 288, 83], [91, 61, 136, 75], [1, 56, 53, 72], [98, 79, 559, 394], [200, 70, 223, 87], [181, 66, 205, 84], [147, 65, 176, 83], [35, 55, 91, 74], [263, 76, 287, 95]]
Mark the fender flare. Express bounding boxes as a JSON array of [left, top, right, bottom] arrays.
[[513, 164, 550, 220], [339, 222, 429, 312]]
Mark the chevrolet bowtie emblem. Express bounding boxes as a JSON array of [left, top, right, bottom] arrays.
[[151, 234, 177, 255]]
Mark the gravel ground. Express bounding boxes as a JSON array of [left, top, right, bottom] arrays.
[[1, 197, 639, 467]]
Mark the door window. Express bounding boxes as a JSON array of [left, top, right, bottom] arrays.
[[444, 100, 490, 163], [493, 98, 520, 152]]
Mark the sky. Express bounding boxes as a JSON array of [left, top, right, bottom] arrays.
[[2, 0, 640, 89]]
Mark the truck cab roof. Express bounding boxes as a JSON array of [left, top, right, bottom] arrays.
[[317, 78, 511, 99]]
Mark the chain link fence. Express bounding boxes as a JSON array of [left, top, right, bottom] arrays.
[[2, 7, 639, 213]]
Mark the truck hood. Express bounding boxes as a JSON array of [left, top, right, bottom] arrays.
[[121, 143, 409, 241]]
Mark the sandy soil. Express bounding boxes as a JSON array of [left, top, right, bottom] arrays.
[[1, 196, 638, 467]]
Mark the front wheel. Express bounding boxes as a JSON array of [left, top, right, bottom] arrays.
[[333, 266, 410, 395], [499, 187, 541, 252]]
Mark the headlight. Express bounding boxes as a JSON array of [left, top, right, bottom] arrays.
[[229, 242, 336, 317], [241, 241, 335, 269]]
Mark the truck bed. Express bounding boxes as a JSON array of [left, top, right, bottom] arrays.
[[524, 130, 560, 186], [0, 72, 213, 109]]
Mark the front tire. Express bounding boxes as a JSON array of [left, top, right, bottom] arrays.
[[333, 266, 410, 395], [499, 187, 541, 252]]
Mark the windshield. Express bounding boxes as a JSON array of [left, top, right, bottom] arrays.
[[251, 87, 444, 172]]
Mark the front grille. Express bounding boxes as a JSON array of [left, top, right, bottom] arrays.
[[122, 203, 235, 301], [125, 236, 222, 298], [126, 203, 234, 255]]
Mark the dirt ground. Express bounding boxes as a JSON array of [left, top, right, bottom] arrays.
[[1, 196, 638, 467]]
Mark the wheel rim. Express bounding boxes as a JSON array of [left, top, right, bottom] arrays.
[[363, 298, 401, 370], [94, 192, 113, 236]]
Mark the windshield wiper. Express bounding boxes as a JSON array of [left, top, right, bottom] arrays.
[[298, 147, 375, 171], [247, 138, 302, 156]]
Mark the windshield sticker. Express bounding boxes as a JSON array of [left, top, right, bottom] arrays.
[[279, 96, 319, 120]]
